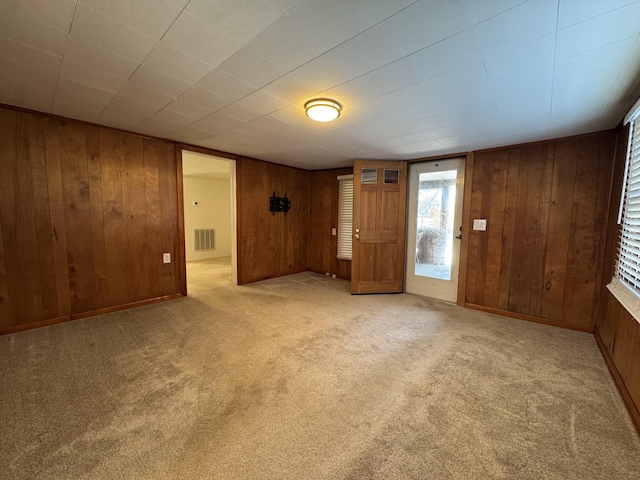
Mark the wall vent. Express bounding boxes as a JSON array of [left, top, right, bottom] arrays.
[[194, 229, 215, 251]]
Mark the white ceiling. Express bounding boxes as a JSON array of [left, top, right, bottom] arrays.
[[2, 0, 640, 170]]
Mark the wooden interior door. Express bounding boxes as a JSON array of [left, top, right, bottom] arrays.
[[352, 160, 407, 294]]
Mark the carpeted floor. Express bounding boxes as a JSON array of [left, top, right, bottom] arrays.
[[1, 257, 639, 479]]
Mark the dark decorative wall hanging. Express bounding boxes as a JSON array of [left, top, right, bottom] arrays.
[[269, 192, 291, 215]]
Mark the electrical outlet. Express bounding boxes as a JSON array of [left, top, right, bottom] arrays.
[[163, 253, 171, 264]]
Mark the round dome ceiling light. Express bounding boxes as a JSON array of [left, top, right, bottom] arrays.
[[304, 98, 342, 122]]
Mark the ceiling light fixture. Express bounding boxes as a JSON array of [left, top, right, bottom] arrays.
[[304, 98, 341, 122]]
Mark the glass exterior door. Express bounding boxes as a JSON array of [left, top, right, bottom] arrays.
[[405, 158, 464, 302]]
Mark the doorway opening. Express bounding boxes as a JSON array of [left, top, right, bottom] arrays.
[[181, 150, 237, 295], [405, 157, 465, 302]]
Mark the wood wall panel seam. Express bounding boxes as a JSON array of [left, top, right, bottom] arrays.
[[561, 139, 602, 327], [86, 125, 109, 309], [509, 146, 541, 315], [529, 145, 554, 317], [99, 128, 129, 307], [497, 148, 519, 311], [43, 117, 71, 318], [540, 141, 575, 321], [483, 151, 508, 309], [143, 139, 163, 299], [61, 119, 97, 315], [28, 114, 60, 319]]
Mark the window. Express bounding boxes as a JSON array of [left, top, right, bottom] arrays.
[[361, 169, 377, 184], [617, 118, 640, 291], [384, 169, 399, 184], [337, 174, 353, 260], [609, 97, 640, 322]]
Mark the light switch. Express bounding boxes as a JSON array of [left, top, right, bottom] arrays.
[[473, 219, 487, 231], [163, 253, 171, 264], [331, 228, 337, 236]]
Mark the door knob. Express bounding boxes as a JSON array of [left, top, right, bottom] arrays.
[[354, 234, 360, 240]]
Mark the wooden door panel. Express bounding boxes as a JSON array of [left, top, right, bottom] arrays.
[[377, 243, 397, 282], [357, 243, 398, 282], [382, 191, 399, 232], [358, 243, 376, 282], [360, 190, 378, 231]]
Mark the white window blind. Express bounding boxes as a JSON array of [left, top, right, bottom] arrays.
[[337, 175, 353, 260], [617, 119, 640, 293]]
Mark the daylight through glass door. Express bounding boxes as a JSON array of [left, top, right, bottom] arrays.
[[414, 170, 457, 281]]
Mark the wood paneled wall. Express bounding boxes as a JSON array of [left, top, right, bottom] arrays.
[[236, 157, 309, 284], [463, 132, 615, 331], [307, 168, 352, 281], [596, 125, 640, 429], [0, 107, 182, 334]]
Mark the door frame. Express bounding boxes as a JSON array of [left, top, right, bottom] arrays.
[[177, 145, 239, 295]]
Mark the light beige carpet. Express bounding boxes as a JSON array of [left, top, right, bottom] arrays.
[[1, 257, 639, 479]]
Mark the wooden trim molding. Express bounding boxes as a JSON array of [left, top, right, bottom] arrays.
[[464, 303, 594, 333], [457, 152, 473, 306], [175, 146, 188, 296], [475, 130, 617, 154], [406, 151, 471, 164], [235, 157, 244, 285], [0, 316, 71, 336], [71, 294, 184, 320], [237, 269, 309, 286], [594, 329, 640, 434], [0, 294, 184, 336], [177, 143, 240, 161], [0, 102, 174, 144]]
